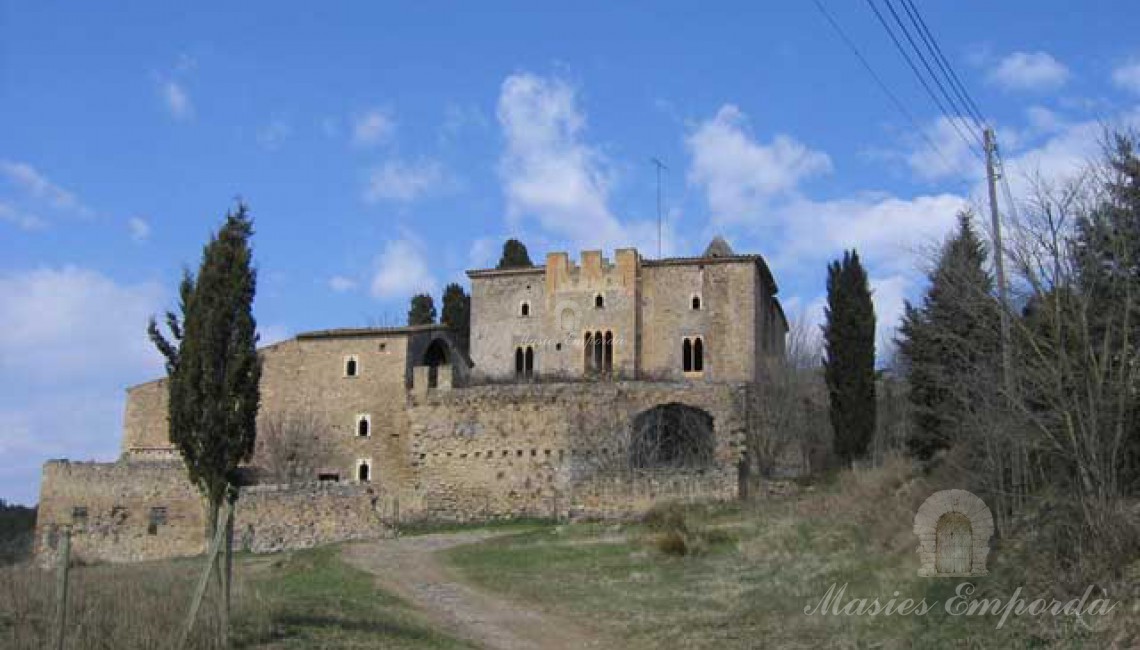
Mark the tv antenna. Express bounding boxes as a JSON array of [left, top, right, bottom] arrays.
[[651, 157, 668, 258]]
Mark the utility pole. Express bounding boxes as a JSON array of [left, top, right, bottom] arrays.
[[985, 126, 1022, 515], [651, 157, 668, 258], [984, 127, 1013, 397]]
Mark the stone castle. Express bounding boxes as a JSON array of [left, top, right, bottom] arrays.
[[35, 238, 789, 563]]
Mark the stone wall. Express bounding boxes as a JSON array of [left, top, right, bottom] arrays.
[[234, 482, 395, 554], [36, 460, 205, 566], [404, 381, 748, 521], [36, 460, 396, 565]]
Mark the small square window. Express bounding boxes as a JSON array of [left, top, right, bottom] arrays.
[[71, 506, 88, 523]]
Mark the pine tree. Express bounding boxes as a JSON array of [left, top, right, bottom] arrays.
[[440, 283, 471, 353], [822, 249, 877, 466], [897, 212, 999, 459], [497, 238, 533, 269], [147, 201, 261, 639], [408, 293, 437, 325]]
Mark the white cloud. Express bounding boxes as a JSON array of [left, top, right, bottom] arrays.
[[686, 104, 831, 223], [0, 202, 46, 230], [128, 216, 151, 242], [987, 51, 1070, 92], [870, 274, 911, 352], [903, 116, 982, 182], [328, 275, 358, 293], [0, 160, 85, 213], [370, 237, 437, 300], [257, 118, 292, 150], [363, 159, 447, 203], [161, 79, 193, 120], [1112, 60, 1140, 95], [0, 267, 168, 504], [0, 267, 165, 384], [351, 109, 396, 147], [772, 192, 967, 275], [497, 72, 625, 247]]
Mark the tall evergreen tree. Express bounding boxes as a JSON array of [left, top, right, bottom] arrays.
[[896, 212, 999, 459], [147, 202, 261, 637], [497, 238, 533, 269], [440, 283, 471, 353], [408, 293, 437, 325], [822, 249, 877, 466]]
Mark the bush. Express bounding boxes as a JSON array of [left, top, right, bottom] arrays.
[[642, 501, 735, 557]]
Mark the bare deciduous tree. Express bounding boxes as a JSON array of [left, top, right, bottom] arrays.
[[256, 410, 332, 484]]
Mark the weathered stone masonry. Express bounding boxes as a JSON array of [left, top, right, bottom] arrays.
[[35, 239, 789, 564]]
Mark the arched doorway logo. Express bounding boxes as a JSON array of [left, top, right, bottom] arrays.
[[913, 489, 993, 577]]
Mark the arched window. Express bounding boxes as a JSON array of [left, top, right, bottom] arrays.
[[583, 332, 594, 373], [594, 294, 605, 309], [515, 347, 525, 378], [682, 337, 704, 373], [603, 331, 613, 373], [525, 346, 534, 378], [691, 295, 702, 310], [593, 330, 603, 372], [357, 459, 371, 482], [357, 414, 371, 437], [520, 301, 530, 317], [344, 356, 359, 377]]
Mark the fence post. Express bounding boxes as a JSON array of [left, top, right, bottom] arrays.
[[178, 501, 230, 650], [53, 528, 71, 650]]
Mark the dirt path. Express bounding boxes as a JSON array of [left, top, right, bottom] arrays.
[[341, 531, 608, 650]]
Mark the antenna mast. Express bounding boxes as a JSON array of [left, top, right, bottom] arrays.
[[651, 157, 668, 258]]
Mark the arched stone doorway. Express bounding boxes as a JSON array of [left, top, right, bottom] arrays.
[[630, 403, 715, 470], [914, 489, 993, 577], [423, 339, 449, 388]]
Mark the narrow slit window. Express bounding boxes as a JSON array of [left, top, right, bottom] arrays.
[[683, 338, 693, 372], [693, 337, 704, 372], [357, 415, 371, 438], [595, 294, 605, 309], [515, 347, 525, 378], [345, 356, 358, 377], [357, 460, 371, 482], [524, 346, 535, 378], [604, 331, 613, 373]]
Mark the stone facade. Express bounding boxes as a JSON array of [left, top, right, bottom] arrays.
[[35, 240, 789, 564]]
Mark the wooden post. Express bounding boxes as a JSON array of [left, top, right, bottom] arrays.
[[178, 501, 230, 650], [52, 528, 71, 650]]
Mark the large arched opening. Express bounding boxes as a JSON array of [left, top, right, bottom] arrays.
[[423, 338, 449, 388], [630, 403, 715, 470]]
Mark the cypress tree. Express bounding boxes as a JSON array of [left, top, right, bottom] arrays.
[[440, 282, 471, 353], [147, 201, 261, 637], [823, 249, 877, 466], [497, 238, 533, 269], [408, 293, 437, 325]]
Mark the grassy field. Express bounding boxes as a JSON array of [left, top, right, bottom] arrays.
[[0, 545, 473, 650], [446, 462, 1137, 649]]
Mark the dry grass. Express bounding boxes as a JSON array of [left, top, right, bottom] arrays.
[[0, 556, 250, 650], [0, 546, 470, 650]]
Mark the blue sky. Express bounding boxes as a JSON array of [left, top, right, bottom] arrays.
[[3, 1, 1139, 504]]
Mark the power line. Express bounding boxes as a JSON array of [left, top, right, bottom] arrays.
[[898, 0, 988, 128], [863, 0, 983, 159], [809, 0, 959, 173], [883, 0, 984, 148]]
